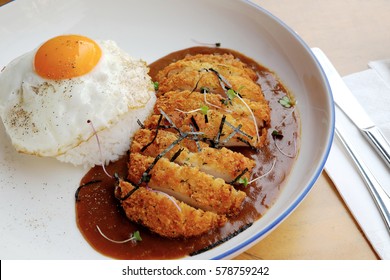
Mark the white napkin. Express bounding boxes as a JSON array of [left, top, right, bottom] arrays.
[[324, 59, 390, 259]]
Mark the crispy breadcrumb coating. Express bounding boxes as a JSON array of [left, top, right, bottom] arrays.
[[155, 53, 266, 103], [118, 180, 227, 238], [131, 129, 255, 182], [156, 90, 270, 128], [128, 153, 246, 216]]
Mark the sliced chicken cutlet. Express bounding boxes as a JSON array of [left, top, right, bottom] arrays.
[[176, 53, 257, 78], [117, 180, 227, 238], [132, 127, 209, 154], [155, 53, 258, 85], [131, 128, 255, 182], [117, 51, 271, 239], [156, 90, 270, 130], [144, 108, 265, 149], [155, 53, 266, 103], [128, 153, 246, 216]]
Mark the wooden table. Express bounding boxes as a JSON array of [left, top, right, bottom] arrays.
[[235, 0, 390, 260]]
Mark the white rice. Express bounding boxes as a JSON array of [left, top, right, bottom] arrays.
[[56, 93, 156, 168]]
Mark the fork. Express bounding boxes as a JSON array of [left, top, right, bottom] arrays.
[[335, 126, 390, 234]]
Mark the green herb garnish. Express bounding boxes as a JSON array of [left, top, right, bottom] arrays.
[[227, 88, 237, 100], [132, 231, 142, 242], [96, 225, 142, 244], [200, 105, 209, 115], [238, 177, 249, 187], [272, 130, 284, 140], [153, 81, 159, 91], [278, 95, 293, 108]]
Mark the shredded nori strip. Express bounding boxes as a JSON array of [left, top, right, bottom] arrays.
[[213, 115, 226, 148], [189, 124, 202, 152], [75, 180, 102, 202], [119, 108, 252, 201], [224, 120, 253, 140], [221, 124, 242, 145], [140, 114, 163, 152], [191, 72, 205, 93], [208, 68, 233, 90], [204, 114, 209, 124], [115, 180, 139, 202], [170, 148, 184, 162], [228, 168, 249, 185], [113, 173, 141, 201], [198, 68, 256, 146], [117, 134, 186, 201], [136, 119, 145, 129], [189, 222, 253, 256], [237, 137, 258, 151], [140, 134, 186, 181], [158, 108, 182, 135], [190, 115, 200, 131]]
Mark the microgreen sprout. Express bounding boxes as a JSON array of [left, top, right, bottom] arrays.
[[175, 108, 199, 114], [274, 132, 298, 158], [176, 104, 210, 115], [87, 120, 112, 179], [272, 107, 297, 158], [271, 130, 284, 140], [275, 107, 296, 128], [227, 88, 237, 100], [228, 168, 249, 186], [238, 177, 249, 187], [191, 39, 221, 47], [146, 186, 182, 213], [200, 105, 209, 115], [153, 81, 159, 91], [213, 76, 260, 146], [225, 88, 260, 146], [96, 225, 142, 244], [201, 87, 228, 112], [278, 95, 294, 108], [132, 231, 142, 242], [248, 158, 277, 184]]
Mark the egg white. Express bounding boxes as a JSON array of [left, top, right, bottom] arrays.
[[0, 40, 155, 159]]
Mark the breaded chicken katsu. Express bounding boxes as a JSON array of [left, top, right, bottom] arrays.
[[116, 52, 271, 238], [131, 129, 255, 183], [117, 180, 227, 238], [155, 53, 264, 102]]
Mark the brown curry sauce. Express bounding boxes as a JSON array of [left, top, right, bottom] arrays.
[[75, 47, 299, 259]]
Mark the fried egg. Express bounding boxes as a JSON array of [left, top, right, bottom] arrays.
[[0, 34, 156, 166]]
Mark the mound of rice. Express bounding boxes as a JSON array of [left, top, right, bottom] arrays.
[[56, 94, 156, 168]]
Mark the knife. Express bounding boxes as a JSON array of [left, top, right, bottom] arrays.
[[312, 48, 390, 169], [335, 126, 390, 234]]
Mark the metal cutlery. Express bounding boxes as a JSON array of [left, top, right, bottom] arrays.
[[312, 48, 390, 169], [335, 126, 390, 234]]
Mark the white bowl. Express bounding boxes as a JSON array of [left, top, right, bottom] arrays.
[[0, 0, 334, 259]]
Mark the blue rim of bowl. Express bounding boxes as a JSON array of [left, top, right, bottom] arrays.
[[210, 0, 335, 260]]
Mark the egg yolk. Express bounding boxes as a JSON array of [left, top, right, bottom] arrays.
[[34, 35, 102, 80]]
